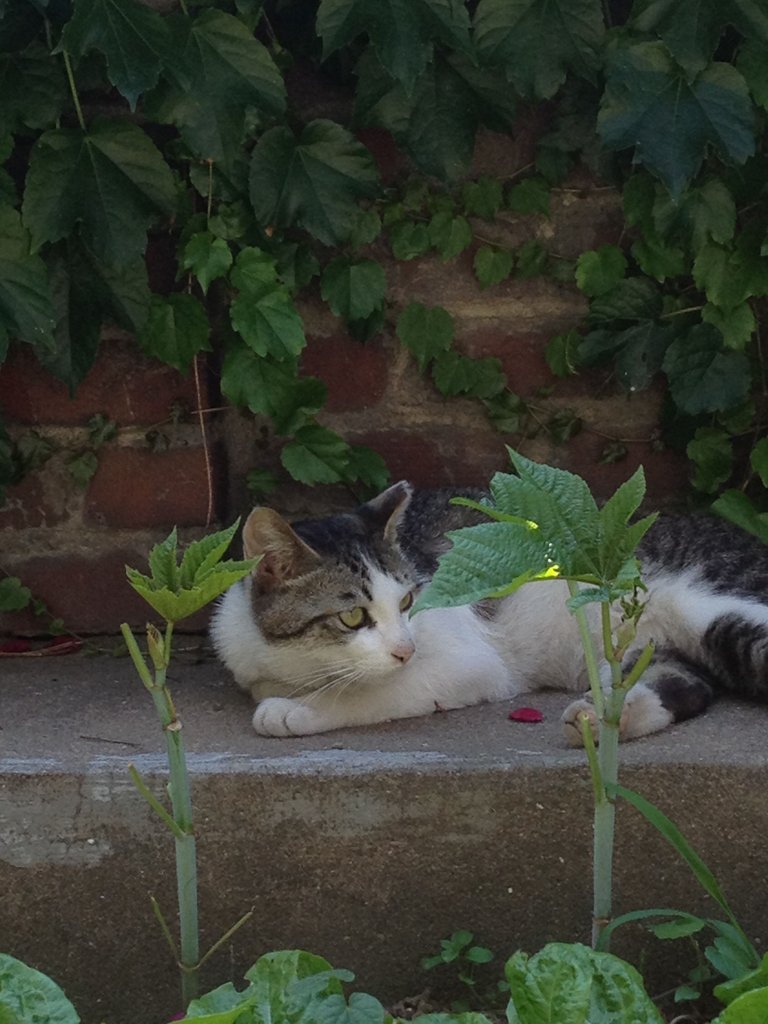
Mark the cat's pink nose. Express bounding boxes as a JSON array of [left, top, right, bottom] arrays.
[[391, 640, 415, 664]]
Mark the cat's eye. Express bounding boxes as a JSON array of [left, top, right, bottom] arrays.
[[339, 607, 366, 629], [399, 591, 414, 613]]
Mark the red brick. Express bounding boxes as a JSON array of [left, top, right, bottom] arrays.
[[301, 334, 389, 412], [461, 328, 554, 395], [350, 430, 448, 488], [85, 446, 223, 529], [0, 475, 67, 529], [0, 550, 211, 635], [354, 128, 408, 184], [0, 340, 210, 427]]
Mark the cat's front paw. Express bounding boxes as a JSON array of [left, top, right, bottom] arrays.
[[252, 697, 327, 737], [562, 698, 599, 747]]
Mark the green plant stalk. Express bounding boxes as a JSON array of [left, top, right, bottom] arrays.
[[121, 622, 200, 1006]]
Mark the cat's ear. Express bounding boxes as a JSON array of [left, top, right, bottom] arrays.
[[359, 480, 413, 543], [242, 508, 320, 592]]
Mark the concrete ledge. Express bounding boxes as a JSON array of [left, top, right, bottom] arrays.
[[2, 652, 768, 1023]]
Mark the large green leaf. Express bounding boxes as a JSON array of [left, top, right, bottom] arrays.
[[712, 489, 768, 545], [320, 257, 387, 321], [220, 347, 326, 434], [23, 119, 175, 266], [280, 424, 352, 484], [249, 120, 379, 245], [474, 0, 604, 99], [230, 283, 306, 361], [431, 351, 506, 398], [0, 43, 67, 134], [687, 426, 734, 493], [0, 953, 80, 1024], [60, 0, 171, 109], [712, 987, 768, 1024], [42, 253, 102, 392], [632, 0, 768, 74], [138, 294, 211, 373], [662, 323, 752, 413], [317, 0, 471, 95], [396, 302, 453, 371], [0, 204, 55, 348], [146, 10, 285, 165], [579, 322, 673, 391], [182, 232, 233, 296], [599, 43, 755, 197], [505, 943, 664, 1024], [575, 245, 628, 297]]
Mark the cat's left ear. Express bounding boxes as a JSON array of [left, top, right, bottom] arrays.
[[359, 481, 413, 543]]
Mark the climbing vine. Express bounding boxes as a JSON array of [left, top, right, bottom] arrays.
[[1, 0, 768, 538]]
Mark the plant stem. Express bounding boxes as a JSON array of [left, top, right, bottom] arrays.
[[567, 581, 604, 717], [61, 49, 86, 132]]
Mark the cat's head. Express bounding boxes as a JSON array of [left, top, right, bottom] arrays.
[[242, 482, 423, 687]]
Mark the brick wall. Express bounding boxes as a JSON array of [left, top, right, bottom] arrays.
[[0, 131, 689, 637]]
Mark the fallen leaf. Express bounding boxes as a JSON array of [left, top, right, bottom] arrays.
[[509, 706, 544, 723]]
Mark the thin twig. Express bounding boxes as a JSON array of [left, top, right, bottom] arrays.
[[193, 355, 215, 528]]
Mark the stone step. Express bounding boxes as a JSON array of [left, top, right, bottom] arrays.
[[2, 652, 767, 1023]]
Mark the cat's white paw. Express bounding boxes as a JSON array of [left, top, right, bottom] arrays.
[[562, 698, 600, 747], [252, 697, 327, 737]]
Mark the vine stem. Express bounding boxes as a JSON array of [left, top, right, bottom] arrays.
[[61, 49, 86, 131], [193, 355, 214, 528]]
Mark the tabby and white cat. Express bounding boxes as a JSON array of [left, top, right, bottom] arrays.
[[211, 481, 768, 740]]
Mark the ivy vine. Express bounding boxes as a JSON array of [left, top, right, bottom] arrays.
[[1, 0, 768, 541]]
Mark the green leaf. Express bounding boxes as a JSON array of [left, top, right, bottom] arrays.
[[181, 232, 233, 296], [0, 953, 80, 1024], [230, 284, 306, 361], [702, 301, 755, 350], [23, 120, 175, 267], [575, 245, 627, 297], [738, 39, 768, 111], [221, 347, 326, 434], [580, 322, 673, 392], [712, 987, 768, 1024], [715, 952, 768, 1007], [427, 212, 472, 260], [280, 424, 351, 485], [41, 253, 102, 392], [545, 330, 580, 377], [231, 247, 278, 291], [67, 451, 99, 488], [473, 246, 513, 288], [320, 257, 386, 320], [344, 445, 390, 492], [750, 437, 768, 488], [432, 351, 506, 398], [663, 323, 752, 414], [712, 489, 768, 545], [693, 241, 768, 310], [0, 577, 32, 612], [60, 0, 171, 109], [632, 0, 768, 75], [654, 179, 736, 250], [630, 235, 685, 282], [317, 0, 471, 96], [505, 178, 550, 216], [0, 204, 56, 349], [249, 120, 379, 246], [589, 277, 662, 324], [505, 943, 664, 1024], [474, 0, 604, 99], [178, 520, 243, 590], [599, 43, 755, 198], [462, 177, 503, 219], [87, 413, 117, 448], [396, 302, 454, 371], [389, 221, 430, 260], [515, 240, 548, 278], [687, 427, 733, 493], [246, 468, 279, 499], [146, 10, 285, 166], [0, 43, 68, 134], [138, 294, 211, 374]]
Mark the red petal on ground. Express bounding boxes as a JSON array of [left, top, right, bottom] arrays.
[[42, 637, 83, 655], [0, 638, 33, 654], [508, 706, 544, 723]]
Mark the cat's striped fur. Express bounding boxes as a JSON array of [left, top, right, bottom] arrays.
[[211, 482, 768, 739]]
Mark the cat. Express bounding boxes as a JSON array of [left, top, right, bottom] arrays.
[[210, 480, 768, 740]]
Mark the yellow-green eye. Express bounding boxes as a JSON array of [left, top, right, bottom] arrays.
[[339, 607, 366, 629], [399, 591, 414, 613]]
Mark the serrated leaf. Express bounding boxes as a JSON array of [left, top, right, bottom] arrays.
[[474, 0, 604, 99], [462, 177, 503, 219], [23, 120, 175, 267], [599, 43, 755, 198], [432, 351, 505, 398], [654, 179, 736, 250], [580, 323, 673, 392], [178, 520, 242, 590], [396, 302, 453, 371], [389, 221, 430, 260], [348, 208, 382, 249], [575, 245, 628, 297], [0, 953, 80, 1024], [738, 39, 768, 111], [231, 247, 278, 291], [317, 0, 471, 96], [249, 120, 379, 246], [427, 211, 472, 260], [181, 232, 233, 295], [148, 527, 180, 590], [0, 204, 56, 349], [506, 177, 550, 216], [515, 240, 548, 279], [0, 577, 32, 612], [280, 424, 351, 485], [230, 284, 306, 361], [60, 0, 171, 109], [702, 301, 755, 350], [138, 294, 211, 374], [663, 323, 752, 414], [146, 10, 285, 166], [67, 451, 98, 488], [127, 564, 252, 622], [0, 43, 67, 134], [589, 277, 661, 324], [632, 0, 768, 75], [631, 235, 685, 282], [687, 427, 733, 493], [42, 253, 102, 393], [473, 245, 513, 288], [693, 241, 768, 310], [220, 347, 325, 434], [750, 437, 768, 488], [344, 445, 390, 492], [545, 330, 581, 377], [320, 257, 386, 320]]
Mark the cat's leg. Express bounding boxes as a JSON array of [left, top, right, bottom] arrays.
[[562, 650, 715, 746]]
